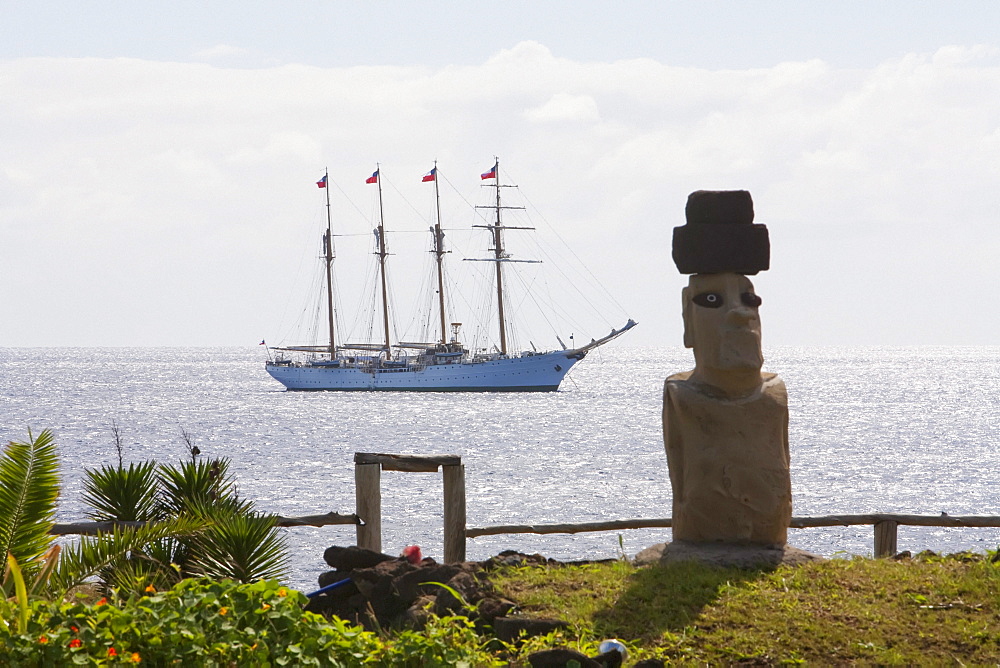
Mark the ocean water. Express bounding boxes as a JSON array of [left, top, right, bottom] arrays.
[[2, 345, 998, 592]]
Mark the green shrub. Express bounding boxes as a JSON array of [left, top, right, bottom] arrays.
[[0, 578, 501, 666]]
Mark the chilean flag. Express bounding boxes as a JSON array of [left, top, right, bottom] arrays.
[[366, 170, 379, 184], [480, 162, 497, 180], [316, 175, 327, 188], [422, 167, 436, 182]]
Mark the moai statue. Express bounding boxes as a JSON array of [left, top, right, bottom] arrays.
[[663, 190, 794, 558]]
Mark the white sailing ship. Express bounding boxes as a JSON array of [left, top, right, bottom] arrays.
[[264, 160, 635, 391]]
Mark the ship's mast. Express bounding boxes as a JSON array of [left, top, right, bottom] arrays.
[[321, 168, 336, 358], [469, 158, 532, 356], [490, 163, 509, 355], [373, 165, 392, 360], [430, 161, 448, 345]]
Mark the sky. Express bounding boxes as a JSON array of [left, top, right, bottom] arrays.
[[3, 1, 1000, 348]]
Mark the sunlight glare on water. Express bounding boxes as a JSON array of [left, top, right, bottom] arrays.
[[2, 345, 998, 591]]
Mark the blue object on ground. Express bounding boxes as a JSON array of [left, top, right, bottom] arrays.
[[305, 577, 353, 598]]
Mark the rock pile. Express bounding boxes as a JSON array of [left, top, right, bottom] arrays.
[[306, 547, 658, 666], [305, 545, 529, 630]]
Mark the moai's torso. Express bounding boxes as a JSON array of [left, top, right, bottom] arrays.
[[663, 371, 791, 545]]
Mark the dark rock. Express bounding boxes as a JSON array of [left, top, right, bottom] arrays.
[[475, 596, 517, 623], [482, 550, 554, 570], [404, 594, 436, 628], [393, 563, 462, 602], [593, 649, 624, 667], [304, 591, 366, 623], [527, 648, 602, 667], [323, 545, 394, 570], [317, 570, 357, 589], [633, 542, 667, 566], [312, 573, 358, 598], [429, 570, 478, 615], [493, 616, 569, 643]]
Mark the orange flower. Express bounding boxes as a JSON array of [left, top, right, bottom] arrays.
[[68, 638, 82, 648], [39, 636, 48, 644], [70, 625, 79, 633], [108, 647, 118, 657], [277, 588, 288, 597], [144, 584, 156, 593], [261, 603, 271, 611], [130, 652, 141, 663], [96, 597, 107, 606], [219, 606, 229, 616]]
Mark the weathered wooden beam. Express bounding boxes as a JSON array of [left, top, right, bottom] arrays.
[[874, 520, 898, 558], [788, 514, 1000, 528], [467, 515, 1000, 539], [274, 512, 362, 528], [355, 462, 382, 552], [442, 464, 466, 563], [354, 452, 461, 472], [49, 512, 361, 536], [467, 518, 674, 538]]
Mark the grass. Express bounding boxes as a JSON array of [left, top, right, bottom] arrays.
[[490, 552, 1000, 665]]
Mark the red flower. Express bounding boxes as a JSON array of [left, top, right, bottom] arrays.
[[108, 647, 118, 657], [96, 597, 108, 606], [70, 625, 79, 633], [39, 636, 48, 644], [69, 638, 82, 648]]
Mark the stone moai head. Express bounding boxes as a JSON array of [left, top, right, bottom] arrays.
[[673, 190, 770, 396]]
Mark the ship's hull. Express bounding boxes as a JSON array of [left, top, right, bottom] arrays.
[[265, 350, 579, 391]]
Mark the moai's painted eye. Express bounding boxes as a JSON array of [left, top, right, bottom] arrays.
[[693, 292, 723, 308], [741, 292, 762, 308]]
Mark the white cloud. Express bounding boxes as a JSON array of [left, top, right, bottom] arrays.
[[192, 44, 250, 61], [2, 43, 1000, 347], [523, 93, 600, 123]]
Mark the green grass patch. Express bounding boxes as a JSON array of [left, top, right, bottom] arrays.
[[491, 553, 1000, 665]]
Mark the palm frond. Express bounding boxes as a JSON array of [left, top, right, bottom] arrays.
[[157, 458, 240, 515], [186, 510, 289, 583], [0, 429, 59, 576], [46, 515, 206, 597], [82, 461, 162, 522]]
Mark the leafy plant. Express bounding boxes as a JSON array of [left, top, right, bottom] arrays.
[[184, 502, 289, 583], [0, 578, 502, 666], [82, 461, 161, 522], [47, 517, 205, 595], [0, 429, 59, 595], [157, 458, 248, 516], [79, 453, 288, 592]]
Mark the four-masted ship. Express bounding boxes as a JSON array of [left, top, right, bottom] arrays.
[[264, 160, 635, 391]]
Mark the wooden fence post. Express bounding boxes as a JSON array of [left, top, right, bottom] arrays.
[[442, 464, 466, 563], [355, 462, 382, 553], [874, 520, 898, 558]]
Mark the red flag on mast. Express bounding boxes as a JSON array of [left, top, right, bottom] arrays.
[[366, 170, 379, 184]]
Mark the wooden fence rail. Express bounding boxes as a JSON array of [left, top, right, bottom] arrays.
[[468, 514, 1000, 559], [51, 444, 999, 567], [49, 512, 361, 537]]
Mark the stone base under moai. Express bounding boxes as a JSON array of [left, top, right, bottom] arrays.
[[634, 541, 824, 569]]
